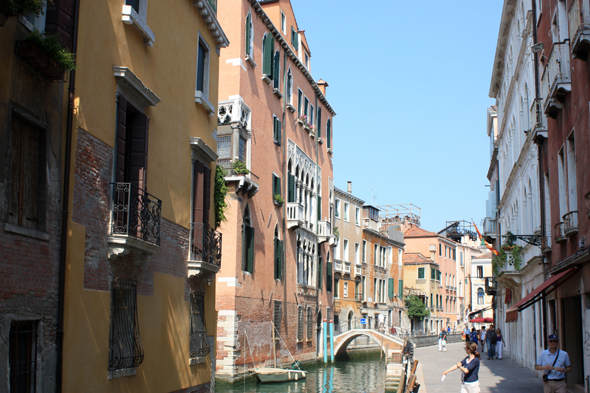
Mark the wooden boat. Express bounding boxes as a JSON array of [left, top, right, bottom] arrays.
[[255, 367, 307, 383]]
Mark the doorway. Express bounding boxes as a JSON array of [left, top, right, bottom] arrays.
[[562, 295, 583, 390]]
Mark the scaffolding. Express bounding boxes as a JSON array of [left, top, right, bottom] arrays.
[[377, 203, 421, 230], [440, 220, 478, 242]]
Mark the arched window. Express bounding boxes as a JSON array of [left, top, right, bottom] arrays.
[[286, 68, 293, 105], [273, 50, 280, 89], [245, 11, 253, 56], [477, 288, 484, 305], [242, 206, 254, 273], [317, 108, 322, 138]]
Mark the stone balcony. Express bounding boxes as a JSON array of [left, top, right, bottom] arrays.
[[187, 222, 222, 277], [541, 42, 571, 118], [563, 211, 579, 237], [317, 220, 333, 243], [287, 202, 305, 229]]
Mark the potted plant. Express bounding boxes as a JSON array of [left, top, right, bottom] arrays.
[[18, 30, 77, 80], [297, 114, 307, 125], [0, 0, 45, 19], [231, 159, 249, 175], [492, 232, 523, 273], [273, 194, 284, 206]]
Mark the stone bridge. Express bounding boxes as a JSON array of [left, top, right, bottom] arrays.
[[333, 329, 405, 358]]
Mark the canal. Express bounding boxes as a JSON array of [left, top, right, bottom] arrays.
[[216, 355, 388, 393]]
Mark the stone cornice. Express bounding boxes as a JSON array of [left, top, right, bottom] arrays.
[[250, 0, 335, 116], [489, 0, 518, 98], [193, 0, 229, 49]]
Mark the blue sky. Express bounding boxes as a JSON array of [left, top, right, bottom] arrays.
[[292, 1, 503, 232]]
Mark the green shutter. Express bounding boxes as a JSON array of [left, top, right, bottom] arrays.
[[317, 196, 321, 220], [277, 119, 281, 142], [242, 224, 247, 270], [288, 173, 295, 202], [326, 120, 331, 148], [399, 279, 403, 297], [269, 37, 275, 79], [245, 13, 251, 55], [317, 255, 322, 289], [388, 278, 394, 299], [273, 51, 280, 88], [431, 267, 435, 280], [326, 262, 332, 292], [273, 118, 277, 140], [279, 240, 284, 279], [277, 176, 281, 197], [246, 226, 255, 273], [317, 109, 321, 138], [263, 35, 274, 76], [274, 238, 279, 279]]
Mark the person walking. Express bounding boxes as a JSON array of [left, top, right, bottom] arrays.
[[480, 326, 486, 353], [438, 328, 445, 351], [463, 325, 470, 343], [486, 324, 496, 360], [495, 328, 504, 359], [442, 328, 448, 351], [470, 327, 479, 345], [535, 334, 571, 393], [441, 342, 481, 393]]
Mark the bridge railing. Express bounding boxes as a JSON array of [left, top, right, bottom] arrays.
[[333, 318, 409, 338]]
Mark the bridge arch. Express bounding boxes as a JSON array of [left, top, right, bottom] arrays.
[[333, 329, 403, 358]]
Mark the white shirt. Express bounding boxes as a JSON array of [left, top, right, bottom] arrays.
[[536, 349, 570, 380]]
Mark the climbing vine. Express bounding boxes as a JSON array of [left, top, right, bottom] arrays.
[[214, 165, 228, 229], [492, 232, 523, 274]]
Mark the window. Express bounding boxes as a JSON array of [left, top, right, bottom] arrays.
[[335, 199, 341, 218], [398, 249, 403, 266], [362, 276, 366, 301], [217, 136, 231, 159], [334, 278, 339, 298], [388, 246, 393, 264], [309, 104, 314, 127], [445, 246, 447, 258], [291, 26, 299, 50], [242, 207, 255, 273], [317, 254, 322, 290], [286, 69, 293, 105], [566, 132, 577, 213], [373, 244, 378, 265], [460, 252, 464, 267], [109, 278, 144, 371], [431, 266, 436, 280], [274, 226, 283, 280], [388, 277, 394, 299], [189, 292, 210, 360], [8, 117, 46, 232], [439, 244, 442, 256], [362, 240, 367, 263], [9, 320, 38, 393], [355, 207, 360, 225], [452, 248, 456, 261], [23, 1, 47, 31], [195, 36, 212, 112], [262, 33, 275, 80], [273, 116, 282, 143], [122, 0, 154, 46], [477, 288, 484, 305], [344, 202, 349, 221], [245, 11, 253, 57], [343, 239, 349, 262], [190, 159, 212, 258], [306, 306, 313, 340], [326, 119, 331, 149], [326, 259, 333, 292], [355, 282, 361, 300], [354, 243, 360, 264], [297, 89, 303, 115], [436, 269, 441, 282], [334, 239, 340, 260], [317, 108, 322, 138], [343, 282, 348, 298], [281, 11, 286, 33], [304, 96, 309, 117], [272, 174, 282, 201], [477, 266, 483, 278], [273, 301, 282, 336], [418, 267, 425, 279], [273, 50, 280, 89], [297, 307, 304, 342]]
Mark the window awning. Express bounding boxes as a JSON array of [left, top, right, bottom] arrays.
[[468, 306, 492, 318], [505, 268, 576, 323]]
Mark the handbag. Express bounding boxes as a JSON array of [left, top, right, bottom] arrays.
[[543, 349, 560, 382]]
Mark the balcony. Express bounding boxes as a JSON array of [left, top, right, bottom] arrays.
[[317, 220, 332, 243], [218, 159, 259, 196], [483, 217, 498, 238], [569, 0, 590, 58], [355, 292, 363, 301], [334, 261, 343, 273], [287, 202, 305, 229], [530, 98, 548, 139], [343, 262, 352, 274], [541, 42, 572, 118], [354, 265, 362, 276], [188, 223, 222, 277], [554, 222, 567, 243], [108, 183, 161, 262], [563, 211, 579, 236]]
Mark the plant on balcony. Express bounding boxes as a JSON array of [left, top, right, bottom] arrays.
[[492, 232, 523, 273], [405, 295, 430, 321], [23, 29, 77, 71], [0, 0, 45, 17], [333, 226, 339, 238], [273, 194, 284, 206], [231, 159, 249, 175], [297, 114, 307, 123], [214, 165, 228, 229]]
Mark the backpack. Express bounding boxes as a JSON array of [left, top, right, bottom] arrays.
[[490, 330, 497, 344]]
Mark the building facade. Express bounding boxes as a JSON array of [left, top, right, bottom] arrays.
[[470, 252, 494, 328], [214, 0, 336, 381], [60, 0, 228, 392]]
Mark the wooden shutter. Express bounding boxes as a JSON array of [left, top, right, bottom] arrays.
[[277, 176, 281, 197], [129, 112, 149, 190], [116, 95, 127, 183], [245, 13, 251, 55], [317, 255, 322, 289], [288, 173, 295, 202], [317, 109, 321, 138], [263, 35, 274, 77], [326, 262, 332, 292], [388, 278, 394, 299], [326, 120, 331, 148], [242, 223, 247, 270], [192, 161, 205, 224], [399, 279, 403, 298], [277, 119, 281, 142]]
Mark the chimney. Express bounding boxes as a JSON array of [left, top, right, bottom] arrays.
[[347, 181, 352, 194], [429, 244, 436, 261], [317, 79, 329, 96]]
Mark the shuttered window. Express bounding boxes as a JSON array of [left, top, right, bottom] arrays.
[[326, 262, 332, 292], [272, 174, 281, 198], [326, 119, 331, 148], [196, 41, 207, 93], [273, 51, 280, 89], [306, 306, 313, 340], [242, 209, 254, 273], [418, 267, 425, 279], [317, 255, 322, 290], [388, 278, 394, 299], [262, 34, 275, 79], [115, 95, 149, 189], [431, 267, 436, 280], [273, 116, 282, 142], [317, 108, 321, 138], [245, 12, 252, 55], [297, 89, 303, 115], [287, 173, 295, 202], [274, 238, 283, 280], [297, 307, 304, 342], [317, 195, 321, 220], [273, 301, 282, 336], [398, 279, 403, 298], [291, 27, 298, 50]]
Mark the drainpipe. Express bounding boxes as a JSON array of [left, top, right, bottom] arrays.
[[531, 0, 548, 349], [57, 0, 80, 390], [281, 46, 288, 334]]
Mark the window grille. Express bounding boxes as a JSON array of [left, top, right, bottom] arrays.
[[9, 320, 38, 393], [273, 301, 282, 337], [109, 277, 144, 371], [306, 306, 313, 340], [189, 292, 210, 358], [297, 307, 304, 342]]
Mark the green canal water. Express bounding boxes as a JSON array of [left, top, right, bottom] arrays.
[[215, 355, 389, 393]]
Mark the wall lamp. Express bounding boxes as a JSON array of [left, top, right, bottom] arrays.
[[531, 42, 544, 53]]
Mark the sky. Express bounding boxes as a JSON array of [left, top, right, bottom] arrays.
[[291, 1, 504, 232]]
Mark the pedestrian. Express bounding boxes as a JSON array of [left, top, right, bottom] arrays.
[[470, 327, 478, 344], [495, 328, 504, 360], [378, 313, 385, 332], [447, 325, 451, 333], [480, 326, 486, 353], [486, 324, 496, 360], [438, 328, 445, 351], [442, 328, 448, 351], [535, 334, 571, 393], [441, 342, 481, 393], [463, 325, 470, 343]]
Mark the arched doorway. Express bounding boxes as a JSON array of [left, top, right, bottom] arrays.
[[348, 311, 354, 331]]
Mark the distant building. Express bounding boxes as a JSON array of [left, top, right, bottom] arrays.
[[469, 252, 494, 328]]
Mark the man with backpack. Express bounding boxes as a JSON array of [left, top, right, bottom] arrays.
[[486, 324, 497, 360]]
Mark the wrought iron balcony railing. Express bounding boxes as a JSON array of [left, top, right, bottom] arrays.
[[189, 223, 222, 267], [563, 211, 579, 236], [111, 183, 161, 246], [554, 222, 567, 243], [355, 292, 363, 301]]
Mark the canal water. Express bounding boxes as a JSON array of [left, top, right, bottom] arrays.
[[216, 356, 388, 393]]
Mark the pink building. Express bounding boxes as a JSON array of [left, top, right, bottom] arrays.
[[214, 0, 336, 381]]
